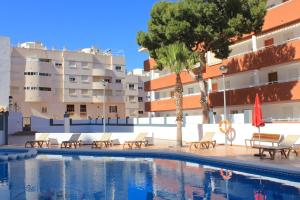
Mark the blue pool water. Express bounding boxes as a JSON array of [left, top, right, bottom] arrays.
[[0, 154, 299, 200]]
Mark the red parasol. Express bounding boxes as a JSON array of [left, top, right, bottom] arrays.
[[252, 94, 265, 127], [252, 94, 265, 156]]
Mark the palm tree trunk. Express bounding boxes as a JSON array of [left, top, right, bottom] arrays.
[[198, 77, 210, 124], [188, 54, 210, 124], [175, 73, 183, 147]]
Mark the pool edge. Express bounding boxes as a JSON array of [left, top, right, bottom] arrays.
[[1, 147, 299, 181]]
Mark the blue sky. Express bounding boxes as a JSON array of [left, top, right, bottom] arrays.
[[0, 0, 157, 71]]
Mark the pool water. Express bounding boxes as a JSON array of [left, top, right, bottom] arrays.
[[0, 154, 299, 200]]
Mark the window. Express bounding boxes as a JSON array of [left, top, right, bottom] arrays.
[[81, 89, 89, 96], [138, 97, 143, 102], [138, 111, 144, 114], [80, 104, 87, 113], [225, 80, 230, 89], [66, 104, 75, 113], [129, 84, 135, 90], [82, 62, 89, 69], [69, 76, 76, 82], [264, 38, 274, 47], [116, 79, 122, 83], [138, 86, 143, 90], [188, 88, 194, 94], [104, 79, 111, 83], [69, 89, 76, 96], [128, 96, 135, 103], [24, 72, 51, 76], [170, 91, 175, 98], [212, 83, 218, 92], [268, 72, 278, 84], [81, 75, 89, 83], [230, 110, 238, 114], [41, 106, 47, 113], [55, 62, 62, 67], [115, 66, 122, 71], [109, 106, 117, 113], [39, 72, 51, 76], [69, 61, 77, 68], [39, 87, 51, 91], [39, 58, 51, 63]]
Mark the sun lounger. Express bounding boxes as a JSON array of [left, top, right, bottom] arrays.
[[189, 132, 216, 150], [91, 133, 112, 149], [61, 134, 82, 149], [245, 133, 282, 148], [25, 133, 50, 148], [253, 135, 300, 160], [123, 132, 148, 149]]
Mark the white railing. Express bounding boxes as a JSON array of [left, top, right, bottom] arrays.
[[154, 93, 201, 101], [212, 75, 300, 93], [227, 36, 300, 59]]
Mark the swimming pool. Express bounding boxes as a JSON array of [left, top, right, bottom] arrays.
[[0, 150, 299, 200]]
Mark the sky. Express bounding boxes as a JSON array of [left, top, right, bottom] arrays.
[[0, 0, 158, 71]]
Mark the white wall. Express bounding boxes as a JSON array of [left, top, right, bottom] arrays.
[[8, 112, 22, 134], [0, 36, 11, 109], [34, 122, 300, 146], [203, 123, 300, 146]]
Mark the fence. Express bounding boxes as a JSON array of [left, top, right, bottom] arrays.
[[7, 112, 300, 146]]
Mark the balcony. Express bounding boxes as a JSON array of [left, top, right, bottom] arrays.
[[262, 0, 300, 33], [125, 89, 139, 96], [109, 96, 124, 103], [203, 38, 300, 79], [126, 102, 139, 109], [145, 95, 201, 112], [208, 80, 300, 107], [144, 71, 196, 92], [92, 96, 108, 102], [92, 68, 112, 76], [144, 58, 157, 71], [232, 0, 300, 43], [92, 82, 113, 90]]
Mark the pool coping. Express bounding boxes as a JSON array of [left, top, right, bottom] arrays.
[[1, 147, 300, 181]]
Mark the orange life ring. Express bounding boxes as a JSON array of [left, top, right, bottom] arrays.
[[220, 169, 232, 180], [219, 119, 232, 134]]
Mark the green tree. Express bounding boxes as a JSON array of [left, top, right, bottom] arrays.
[[137, 0, 267, 123], [155, 42, 198, 146]]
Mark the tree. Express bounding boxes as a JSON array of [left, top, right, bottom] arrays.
[[155, 42, 198, 146], [137, 0, 267, 123]]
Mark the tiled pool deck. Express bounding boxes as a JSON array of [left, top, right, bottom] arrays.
[[3, 143, 300, 171]]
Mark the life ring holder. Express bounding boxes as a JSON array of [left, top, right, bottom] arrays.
[[220, 169, 232, 180], [219, 119, 232, 134]]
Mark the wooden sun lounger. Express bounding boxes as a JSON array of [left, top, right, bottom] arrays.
[[245, 133, 282, 148], [25, 133, 50, 148], [123, 132, 148, 149], [61, 134, 82, 149], [189, 132, 216, 151], [91, 133, 113, 149], [253, 135, 300, 160]]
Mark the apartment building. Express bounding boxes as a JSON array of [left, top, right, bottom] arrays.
[[143, 0, 300, 122], [125, 69, 149, 117], [0, 38, 129, 120]]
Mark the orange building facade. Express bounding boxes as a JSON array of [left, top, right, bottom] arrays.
[[143, 0, 300, 122]]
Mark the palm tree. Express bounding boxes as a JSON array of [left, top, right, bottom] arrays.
[[155, 42, 198, 147]]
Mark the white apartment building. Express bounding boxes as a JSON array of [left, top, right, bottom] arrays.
[[125, 69, 149, 117], [0, 36, 148, 120]]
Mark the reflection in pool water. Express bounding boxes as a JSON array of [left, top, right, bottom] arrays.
[[0, 155, 299, 199]]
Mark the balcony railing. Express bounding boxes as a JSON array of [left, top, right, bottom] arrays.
[[210, 76, 300, 94]]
